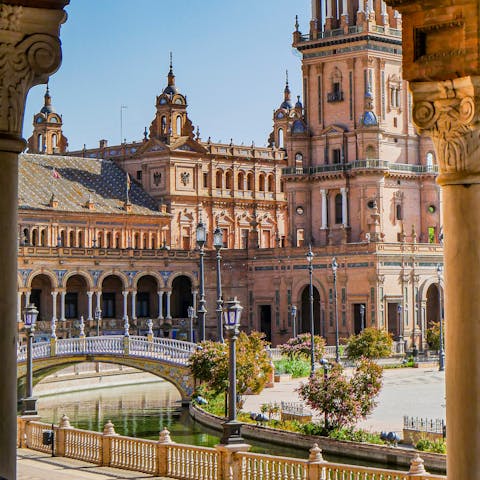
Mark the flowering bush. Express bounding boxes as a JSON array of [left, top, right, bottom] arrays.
[[297, 358, 383, 431], [345, 327, 393, 360], [279, 334, 326, 362], [189, 331, 272, 398], [426, 321, 445, 350]]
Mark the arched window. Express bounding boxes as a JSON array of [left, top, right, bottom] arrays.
[[426, 151, 435, 168], [114, 233, 120, 249], [267, 175, 274, 192], [78, 231, 84, 247], [247, 173, 254, 191], [134, 232, 140, 249], [52, 134, 57, 149], [60, 230, 66, 247], [106, 232, 112, 248], [259, 174, 265, 191], [396, 204, 403, 221], [40, 229, 47, 247], [237, 172, 245, 190], [23, 228, 29, 245], [37, 134, 43, 152], [278, 128, 284, 149], [335, 193, 343, 224], [32, 229, 37, 246], [366, 145, 375, 160], [143, 234, 147, 249], [161, 116, 167, 134], [176, 115, 182, 135], [216, 170, 223, 189], [225, 171, 233, 189], [97, 232, 103, 248], [69, 230, 75, 247]]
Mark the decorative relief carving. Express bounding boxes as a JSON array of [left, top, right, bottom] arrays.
[[410, 78, 480, 181], [0, 5, 22, 32]]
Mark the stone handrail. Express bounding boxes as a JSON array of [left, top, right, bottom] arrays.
[[17, 335, 196, 367], [18, 417, 445, 480]]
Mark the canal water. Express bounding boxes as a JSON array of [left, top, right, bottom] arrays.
[[36, 377, 405, 469]]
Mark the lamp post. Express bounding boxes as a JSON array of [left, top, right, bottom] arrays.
[[306, 245, 315, 376], [196, 217, 207, 342], [187, 305, 195, 342], [332, 257, 340, 363], [360, 304, 365, 332], [94, 307, 102, 336], [291, 305, 297, 338], [397, 304, 403, 353], [319, 358, 330, 430], [23, 303, 39, 415], [213, 226, 224, 343], [220, 297, 244, 445], [437, 264, 445, 371]]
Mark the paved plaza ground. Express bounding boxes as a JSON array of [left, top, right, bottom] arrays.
[[243, 366, 446, 434], [18, 366, 445, 478]]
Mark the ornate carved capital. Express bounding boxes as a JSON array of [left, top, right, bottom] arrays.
[[0, 3, 67, 139], [410, 76, 480, 185]]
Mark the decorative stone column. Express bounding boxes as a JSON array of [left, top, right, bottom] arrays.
[[25, 290, 31, 307], [122, 291, 129, 321], [410, 76, 480, 479], [17, 291, 22, 323], [157, 290, 164, 319], [131, 290, 137, 320], [0, 3, 68, 477], [340, 187, 348, 227], [86, 291, 93, 321], [51, 290, 58, 322], [320, 189, 328, 229], [59, 290, 66, 321], [165, 290, 172, 319]]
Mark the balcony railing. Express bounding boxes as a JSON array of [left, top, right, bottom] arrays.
[[327, 91, 344, 102], [282, 160, 438, 176]]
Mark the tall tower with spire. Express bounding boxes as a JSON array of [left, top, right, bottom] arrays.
[[28, 86, 68, 155], [281, 0, 438, 248]]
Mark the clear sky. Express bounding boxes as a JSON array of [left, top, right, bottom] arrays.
[[24, 1, 310, 151]]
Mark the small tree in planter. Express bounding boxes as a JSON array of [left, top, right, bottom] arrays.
[[345, 327, 393, 361], [297, 358, 383, 431], [426, 321, 445, 351], [279, 333, 326, 362], [189, 331, 272, 404]]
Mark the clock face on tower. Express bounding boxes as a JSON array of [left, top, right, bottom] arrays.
[[159, 98, 167, 105]]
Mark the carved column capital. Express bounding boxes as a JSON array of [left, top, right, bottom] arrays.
[[0, 3, 67, 140], [410, 76, 480, 185]]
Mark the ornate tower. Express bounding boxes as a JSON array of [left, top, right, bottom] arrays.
[[149, 56, 194, 143], [28, 86, 68, 154], [282, 0, 438, 247]]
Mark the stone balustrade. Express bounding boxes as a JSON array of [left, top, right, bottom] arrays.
[[18, 416, 445, 480]]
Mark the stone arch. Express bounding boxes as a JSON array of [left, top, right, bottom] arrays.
[[29, 272, 55, 328], [18, 355, 193, 404], [133, 271, 164, 290], [170, 275, 194, 319], [97, 270, 129, 291], [26, 269, 58, 290], [62, 270, 94, 290]]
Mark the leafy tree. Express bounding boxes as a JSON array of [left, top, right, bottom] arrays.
[[345, 327, 393, 360], [189, 331, 272, 399], [297, 358, 383, 431], [279, 333, 326, 362], [426, 321, 445, 350]]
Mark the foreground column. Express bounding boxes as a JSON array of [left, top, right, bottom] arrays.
[[0, 3, 67, 478], [410, 76, 480, 479]]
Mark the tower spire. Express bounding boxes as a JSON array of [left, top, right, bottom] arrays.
[[168, 52, 175, 86]]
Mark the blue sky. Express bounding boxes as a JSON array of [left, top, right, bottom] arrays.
[[24, 1, 310, 151]]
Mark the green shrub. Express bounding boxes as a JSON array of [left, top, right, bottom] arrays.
[[329, 427, 385, 445], [416, 437, 447, 454], [279, 334, 326, 362], [426, 321, 445, 350], [273, 358, 311, 378], [345, 327, 393, 360]]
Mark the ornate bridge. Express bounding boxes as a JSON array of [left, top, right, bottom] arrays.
[[17, 336, 197, 402]]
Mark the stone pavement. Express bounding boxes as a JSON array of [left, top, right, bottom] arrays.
[[243, 366, 446, 434], [17, 449, 172, 480]]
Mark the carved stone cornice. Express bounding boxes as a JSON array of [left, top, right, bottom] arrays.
[[410, 77, 480, 185], [0, 3, 67, 138]]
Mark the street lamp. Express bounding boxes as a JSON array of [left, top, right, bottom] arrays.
[[94, 307, 102, 336], [213, 226, 224, 343], [397, 304, 403, 352], [23, 303, 39, 415], [306, 245, 315, 376], [196, 217, 207, 342], [220, 297, 244, 445], [332, 257, 340, 363], [437, 264, 445, 371], [319, 358, 330, 430], [360, 304, 365, 332], [187, 305, 195, 342], [291, 305, 297, 338]]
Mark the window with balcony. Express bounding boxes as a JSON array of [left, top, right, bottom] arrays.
[[327, 68, 344, 102]]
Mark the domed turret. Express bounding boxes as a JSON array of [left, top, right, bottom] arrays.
[[360, 86, 378, 127], [40, 85, 56, 115], [163, 52, 179, 96], [280, 71, 293, 110]]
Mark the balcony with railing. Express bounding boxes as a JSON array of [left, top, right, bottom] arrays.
[[282, 160, 438, 177]]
